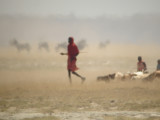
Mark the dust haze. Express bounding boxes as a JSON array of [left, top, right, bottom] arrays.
[[0, 14, 160, 46], [0, 14, 160, 120], [55, 39, 87, 52]]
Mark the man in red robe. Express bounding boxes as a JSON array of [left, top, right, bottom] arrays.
[[61, 37, 85, 84]]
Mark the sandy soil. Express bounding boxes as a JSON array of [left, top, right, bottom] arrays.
[[0, 72, 160, 120], [0, 46, 160, 120]]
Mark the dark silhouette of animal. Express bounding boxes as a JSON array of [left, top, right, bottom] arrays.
[[38, 42, 49, 52], [97, 73, 115, 82], [55, 42, 67, 52], [10, 39, 31, 52]]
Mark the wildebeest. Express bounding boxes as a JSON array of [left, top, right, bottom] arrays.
[[55, 42, 67, 52], [10, 39, 31, 52], [77, 39, 87, 50], [55, 39, 87, 52], [38, 42, 49, 52]]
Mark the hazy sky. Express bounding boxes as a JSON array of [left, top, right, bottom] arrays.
[[0, 0, 160, 17], [0, 0, 160, 46]]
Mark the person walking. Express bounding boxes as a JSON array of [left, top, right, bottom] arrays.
[[61, 37, 85, 84]]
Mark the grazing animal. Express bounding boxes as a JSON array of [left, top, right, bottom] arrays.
[[97, 73, 115, 82], [131, 72, 145, 80], [97, 72, 149, 83], [142, 71, 160, 82], [114, 72, 135, 80], [10, 39, 31, 52], [77, 39, 87, 50], [115, 72, 124, 79], [121, 73, 134, 80], [38, 42, 49, 52], [55, 42, 67, 52], [97, 72, 125, 83]]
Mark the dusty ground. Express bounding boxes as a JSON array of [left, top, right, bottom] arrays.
[[0, 69, 160, 120], [0, 46, 160, 120]]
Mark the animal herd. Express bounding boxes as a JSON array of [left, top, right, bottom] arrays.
[[10, 39, 49, 52], [97, 71, 160, 82], [10, 39, 88, 52], [10, 39, 160, 82]]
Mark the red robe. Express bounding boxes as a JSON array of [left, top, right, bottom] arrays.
[[67, 38, 79, 72]]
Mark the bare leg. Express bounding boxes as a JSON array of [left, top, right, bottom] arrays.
[[72, 71, 86, 84], [68, 70, 72, 84]]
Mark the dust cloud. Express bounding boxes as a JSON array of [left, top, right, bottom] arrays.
[[0, 43, 160, 119], [77, 39, 88, 50], [55, 39, 87, 52], [0, 14, 160, 119], [38, 42, 50, 52], [99, 40, 110, 49]]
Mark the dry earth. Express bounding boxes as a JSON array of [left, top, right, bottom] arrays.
[[0, 47, 160, 120]]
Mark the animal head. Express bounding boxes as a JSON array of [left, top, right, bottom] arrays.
[[10, 39, 18, 46]]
